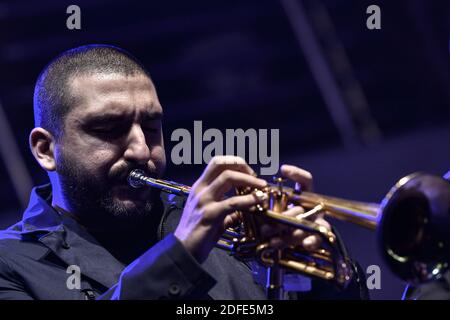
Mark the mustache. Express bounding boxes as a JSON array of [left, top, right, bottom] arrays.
[[109, 162, 158, 184]]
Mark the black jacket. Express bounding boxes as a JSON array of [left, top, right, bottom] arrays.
[[0, 184, 367, 300]]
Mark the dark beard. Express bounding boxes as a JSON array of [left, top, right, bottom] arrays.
[[56, 150, 160, 230]]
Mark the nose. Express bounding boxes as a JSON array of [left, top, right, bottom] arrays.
[[123, 124, 151, 165]]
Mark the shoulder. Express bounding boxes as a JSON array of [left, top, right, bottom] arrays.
[[0, 222, 24, 250], [0, 224, 24, 273], [0, 223, 48, 268]]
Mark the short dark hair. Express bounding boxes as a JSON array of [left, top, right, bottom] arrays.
[[33, 44, 151, 139]]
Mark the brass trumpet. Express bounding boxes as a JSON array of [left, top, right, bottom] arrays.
[[128, 169, 450, 299]]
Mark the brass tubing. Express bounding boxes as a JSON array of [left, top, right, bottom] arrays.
[[128, 169, 380, 230]]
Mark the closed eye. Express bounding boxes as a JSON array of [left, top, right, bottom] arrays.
[[142, 126, 158, 133], [141, 120, 161, 134], [89, 125, 129, 138]]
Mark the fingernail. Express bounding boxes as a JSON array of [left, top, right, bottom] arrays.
[[303, 237, 315, 247], [254, 190, 268, 202]]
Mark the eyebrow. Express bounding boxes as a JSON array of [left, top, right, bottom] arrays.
[[82, 111, 163, 126]]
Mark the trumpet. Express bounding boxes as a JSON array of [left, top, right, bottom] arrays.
[[128, 169, 450, 299]]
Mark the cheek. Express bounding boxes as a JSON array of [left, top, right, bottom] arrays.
[[150, 130, 165, 161], [150, 146, 166, 171], [76, 142, 121, 174], [59, 130, 122, 173], [90, 150, 118, 167]]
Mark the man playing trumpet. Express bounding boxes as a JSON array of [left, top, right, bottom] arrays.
[[0, 45, 366, 300]]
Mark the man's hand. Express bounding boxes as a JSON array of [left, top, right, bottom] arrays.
[[276, 164, 331, 250], [174, 157, 331, 263], [174, 156, 267, 263], [258, 164, 331, 251]]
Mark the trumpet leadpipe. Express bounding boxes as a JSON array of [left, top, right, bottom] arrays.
[[128, 169, 191, 195]]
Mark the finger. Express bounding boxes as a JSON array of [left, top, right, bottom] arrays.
[[214, 192, 267, 217], [200, 156, 256, 184], [281, 206, 305, 217], [290, 218, 328, 246], [290, 228, 306, 244], [291, 216, 329, 248], [268, 229, 311, 249], [223, 211, 241, 229], [207, 170, 267, 200], [262, 207, 306, 242], [302, 235, 322, 251], [291, 221, 328, 246], [280, 164, 313, 191], [314, 217, 331, 230]]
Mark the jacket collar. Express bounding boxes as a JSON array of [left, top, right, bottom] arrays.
[[20, 184, 125, 290], [20, 184, 64, 235]]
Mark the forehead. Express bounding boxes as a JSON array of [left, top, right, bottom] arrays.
[[67, 73, 162, 119]]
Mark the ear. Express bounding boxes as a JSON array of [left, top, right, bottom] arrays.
[[29, 127, 56, 171]]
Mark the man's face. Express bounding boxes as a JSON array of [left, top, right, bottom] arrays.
[[54, 72, 166, 224]]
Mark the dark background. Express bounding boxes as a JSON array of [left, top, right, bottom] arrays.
[[0, 0, 449, 299]]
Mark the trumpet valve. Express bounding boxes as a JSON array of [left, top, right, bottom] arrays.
[[269, 177, 289, 213]]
